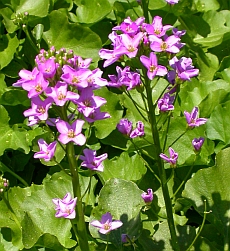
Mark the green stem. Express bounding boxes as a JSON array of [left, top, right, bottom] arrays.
[[172, 155, 197, 199], [22, 25, 39, 53], [66, 142, 89, 251], [141, 0, 149, 23], [185, 200, 208, 251], [145, 78, 180, 251], [0, 161, 28, 187]]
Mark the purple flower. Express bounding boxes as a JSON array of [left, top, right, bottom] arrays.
[[149, 35, 180, 54], [130, 121, 145, 138], [140, 52, 167, 80], [168, 56, 199, 82], [45, 81, 79, 106], [158, 93, 174, 112], [117, 118, 133, 136], [23, 96, 53, 121], [90, 212, 123, 234], [84, 108, 111, 123], [22, 72, 49, 98], [99, 48, 125, 68], [160, 147, 178, 167], [56, 120, 86, 145], [120, 32, 143, 58], [192, 137, 205, 152], [141, 188, 153, 204], [184, 107, 207, 128], [61, 65, 91, 88], [52, 192, 77, 219], [166, 0, 179, 4], [74, 88, 107, 117], [34, 139, 57, 162], [145, 16, 172, 37], [79, 149, 108, 172], [38, 58, 57, 79], [13, 67, 39, 87]]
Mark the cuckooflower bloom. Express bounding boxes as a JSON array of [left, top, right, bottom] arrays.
[[141, 188, 154, 204], [117, 118, 133, 137], [90, 212, 123, 234], [79, 148, 108, 172], [84, 108, 111, 123], [166, 0, 179, 4], [130, 121, 145, 138], [34, 139, 57, 161], [52, 192, 77, 219], [13, 67, 39, 87], [23, 96, 53, 121], [160, 147, 178, 167], [56, 120, 86, 145], [192, 137, 205, 152], [145, 16, 172, 37], [184, 107, 207, 128], [45, 81, 79, 106], [149, 35, 180, 54], [158, 93, 174, 112], [38, 58, 57, 79], [140, 52, 167, 80]]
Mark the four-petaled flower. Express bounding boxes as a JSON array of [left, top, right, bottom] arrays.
[[52, 192, 77, 219], [79, 149, 108, 172], [192, 137, 205, 152], [184, 107, 207, 128], [160, 147, 178, 167], [34, 139, 57, 162], [141, 188, 154, 204], [117, 118, 133, 137], [90, 212, 123, 234], [130, 121, 145, 138], [56, 120, 86, 145]]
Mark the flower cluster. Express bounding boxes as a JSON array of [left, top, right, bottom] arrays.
[[14, 47, 111, 162], [117, 119, 145, 138]]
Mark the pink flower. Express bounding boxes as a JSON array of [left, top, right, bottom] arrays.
[[34, 139, 57, 162], [56, 120, 86, 145], [90, 212, 123, 234], [52, 193, 77, 219]]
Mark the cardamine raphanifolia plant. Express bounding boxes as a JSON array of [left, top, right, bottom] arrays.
[[10, 5, 208, 248]]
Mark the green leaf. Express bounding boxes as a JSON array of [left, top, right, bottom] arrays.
[[148, 0, 167, 10], [89, 178, 145, 247], [182, 147, 230, 237], [0, 7, 18, 33], [139, 222, 196, 251], [99, 152, 147, 183], [194, 0, 220, 12], [12, 0, 49, 17], [206, 100, 230, 150], [194, 11, 230, 48], [0, 105, 31, 155], [0, 34, 19, 69], [43, 10, 102, 62], [0, 89, 30, 106], [76, 0, 112, 24]]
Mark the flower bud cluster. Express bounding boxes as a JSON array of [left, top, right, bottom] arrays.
[[12, 12, 29, 26], [0, 176, 9, 193]]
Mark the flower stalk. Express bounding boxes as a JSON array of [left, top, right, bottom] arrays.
[[145, 77, 180, 251]]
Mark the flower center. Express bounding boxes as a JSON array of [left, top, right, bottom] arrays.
[[149, 65, 156, 72], [104, 222, 111, 230], [72, 76, 80, 84], [128, 45, 135, 52], [83, 99, 91, 107], [37, 106, 45, 114], [155, 29, 161, 35], [67, 129, 75, 138], [58, 92, 66, 100], [35, 83, 42, 92], [161, 42, 168, 51]]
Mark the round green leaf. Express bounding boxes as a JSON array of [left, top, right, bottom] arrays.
[[89, 178, 145, 247], [43, 10, 102, 62]]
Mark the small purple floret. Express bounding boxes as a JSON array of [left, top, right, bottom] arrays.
[[141, 188, 153, 204], [34, 139, 57, 162], [184, 107, 207, 128], [160, 147, 178, 167], [192, 137, 205, 152]]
